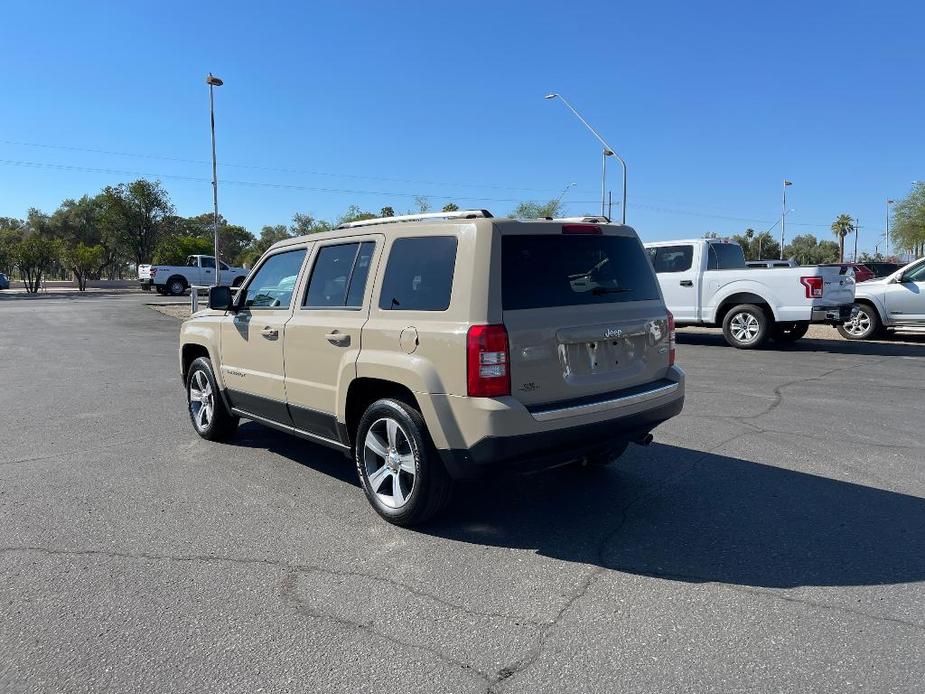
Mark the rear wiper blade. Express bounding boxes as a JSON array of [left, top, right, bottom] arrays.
[[591, 287, 632, 295]]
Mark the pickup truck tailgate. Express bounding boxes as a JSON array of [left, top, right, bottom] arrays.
[[813, 266, 855, 305]]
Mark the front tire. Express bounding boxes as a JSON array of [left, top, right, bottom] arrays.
[[838, 304, 882, 340], [772, 321, 809, 343], [355, 398, 452, 526], [186, 357, 238, 441], [722, 304, 771, 349]]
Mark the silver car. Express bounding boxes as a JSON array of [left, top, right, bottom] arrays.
[[839, 257, 925, 339]]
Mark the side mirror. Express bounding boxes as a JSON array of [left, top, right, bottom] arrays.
[[208, 285, 234, 311]]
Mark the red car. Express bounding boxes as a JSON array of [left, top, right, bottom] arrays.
[[820, 263, 874, 283]]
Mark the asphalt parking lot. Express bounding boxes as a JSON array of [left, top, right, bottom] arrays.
[[1, 292, 923, 693]]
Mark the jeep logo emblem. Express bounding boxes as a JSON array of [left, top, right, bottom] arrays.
[[604, 328, 623, 339]]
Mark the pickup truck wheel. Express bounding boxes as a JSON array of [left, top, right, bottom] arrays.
[[187, 357, 238, 441], [722, 304, 771, 349], [167, 276, 187, 296], [356, 398, 452, 527], [772, 321, 809, 343], [837, 304, 881, 340]]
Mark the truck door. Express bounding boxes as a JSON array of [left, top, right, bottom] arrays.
[[884, 260, 925, 323], [199, 256, 216, 286], [219, 247, 309, 423], [648, 244, 698, 322]]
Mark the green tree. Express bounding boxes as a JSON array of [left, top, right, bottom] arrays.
[[890, 182, 925, 257], [379, 207, 395, 218], [731, 228, 780, 260], [784, 234, 840, 265], [830, 214, 855, 263], [290, 212, 332, 236], [510, 199, 564, 219], [152, 235, 214, 265], [0, 221, 25, 275], [442, 203, 459, 212], [60, 242, 105, 291], [337, 205, 377, 226], [15, 234, 60, 293], [99, 179, 175, 266]]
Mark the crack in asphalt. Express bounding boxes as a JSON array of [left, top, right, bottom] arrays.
[[278, 571, 496, 689], [0, 439, 149, 467], [0, 545, 545, 628]]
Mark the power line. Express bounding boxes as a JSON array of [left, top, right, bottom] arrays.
[[0, 138, 571, 195]]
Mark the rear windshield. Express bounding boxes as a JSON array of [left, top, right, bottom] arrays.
[[502, 234, 661, 310]]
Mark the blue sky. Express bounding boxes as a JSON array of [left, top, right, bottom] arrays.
[[1, 0, 922, 253]]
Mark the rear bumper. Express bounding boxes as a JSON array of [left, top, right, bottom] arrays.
[[433, 368, 685, 479], [810, 304, 853, 324]]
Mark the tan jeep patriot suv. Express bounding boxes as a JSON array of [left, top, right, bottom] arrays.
[[179, 210, 685, 526]]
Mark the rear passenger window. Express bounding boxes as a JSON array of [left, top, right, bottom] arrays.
[[304, 242, 375, 309], [379, 237, 457, 311], [707, 243, 746, 270], [649, 245, 693, 273]]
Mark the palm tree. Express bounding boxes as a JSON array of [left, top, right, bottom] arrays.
[[831, 214, 855, 263]]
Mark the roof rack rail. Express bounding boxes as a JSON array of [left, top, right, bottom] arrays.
[[335, 209, 493, 230], [548, 216, 612, 224]]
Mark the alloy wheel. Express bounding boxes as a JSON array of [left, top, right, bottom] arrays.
[[730, 311, 760, 343], [844, 309, 871, 337], [189, 370, 214, 432], [363, 417, 417, 509]]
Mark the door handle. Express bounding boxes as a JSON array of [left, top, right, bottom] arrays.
[[680, 280, 693, 287], [325, 331, 350, 346], [260, 326, 278, 339]]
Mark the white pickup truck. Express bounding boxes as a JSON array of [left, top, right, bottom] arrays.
[[644, 238, 856, 348], [139, 255, 248, 295]]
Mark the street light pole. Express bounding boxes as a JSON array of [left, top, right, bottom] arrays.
[[886, 199, 894, 256], [780, 180, 792, 260], [207, 73, 224, 287], [545, 93, 626, 224]]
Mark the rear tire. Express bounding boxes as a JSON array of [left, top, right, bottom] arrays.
[[167, 276, 187, 296], [837, 303, 882, 340], [772, 321, 809, 343], [355, 398, 452, 526], [186, 357, 238, 441], [722, 304, 771, 349]]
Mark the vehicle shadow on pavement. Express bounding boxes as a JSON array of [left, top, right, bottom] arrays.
[[677, 331, 925, 357], [234, 421, 361, 487], [426, 442, 925, 589]]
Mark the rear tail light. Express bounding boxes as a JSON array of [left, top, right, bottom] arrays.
[[562, 224, 602, 235], [467, 324, 510, 397], [800, 276, 824, 298], [667, 310, 676, 366]]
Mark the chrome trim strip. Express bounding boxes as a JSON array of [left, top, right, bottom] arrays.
[[530, 382, 681, 422], [231, 408, 349, 450]]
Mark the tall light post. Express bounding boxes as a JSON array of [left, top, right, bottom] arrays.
[[207, 73, 223, 286], [780, 179, 792, 259], [886, 199, 895, 256], [544, 93, 627, 224]]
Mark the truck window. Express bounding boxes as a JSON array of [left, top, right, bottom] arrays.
[[707, 243, 746, 270], [648, 245, 693, 273], [241, 249, 307, 310], [502, 235, 661, 310], [200, 257, 216, 269], [304, 241, 375, 309], [378, 237, 457, 311]]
